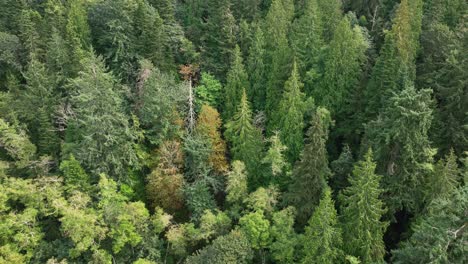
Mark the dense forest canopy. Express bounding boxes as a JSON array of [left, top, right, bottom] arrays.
[[0, 0, 466, 263]]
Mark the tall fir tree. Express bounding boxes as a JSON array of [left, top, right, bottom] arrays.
[[340, 149, 387, 263], [301, 188, 342, 264], [285, 107, 332, 225], [247, 25, 267, 111], [224, 45, 250, 121], [365, 84, 436, 215], [276, 62, 306, 163], [225, 90, 263, 189], [65, 54, 137, 179], [316, 0, 342, 42], [426, 150, 460, 203], [201, 0, 237, 79], [290, 0, 324, 86], [263, 0, 294, 134], [65, 0, 91, 75], [315, 16, 368, 115], [365, 0, 423, 119]]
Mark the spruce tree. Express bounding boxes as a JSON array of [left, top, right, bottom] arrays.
[[365, 0, 423, 119], [365, 84, 436, 214], [340, 149, 387, 263], [285, 107, 332, 225], [290, 0, 323, 82], [224, 45, 250, 121], [66, 54, 137, 179], [317, 0, 342, 41], [301, 188, 342, 264], [65, 0, 90, 74], [225, 90, 263, 188], [276, 62, 305, 163], [264, 0, 294, 133], [247, 25, 267, 111], [316, 16, 368, 115], [426, 150, 460, 203]]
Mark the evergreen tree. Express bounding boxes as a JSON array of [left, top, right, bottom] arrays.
[[66, 54, 137, 179], [365, 0, 423, 119], [201, 0, 237, 79], [262, 133, 289, 187], [264, 0, 294, 133], [60, 154, 91, 193], [301, 188, 342, 264], [285, 107, 332, 225], [225, 90, 263, 188], [392, 186, 468, 264], [246, 25, 267, 111], [330, 145, 354, 194], [270, 207, 298, 263], [65, 0, 91, 74], [317, 0, 342, 41], [224, 46, 250, 121], [276, 62, 306, 163], [134, 1, 172, 72], [316, 16, 368, 115], [365, 84, 436, 214], [426, 150, 460, 203], [340, 149, 387, 263], [290, 0, 323, 82]]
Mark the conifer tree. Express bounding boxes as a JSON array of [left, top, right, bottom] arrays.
[[316, 17, 368, 115], [65, 0, 90, 74], [340, 149, 387, 263], [264, 0, 294, 133], [290, 0, 323, 81], [285, 107, 332, 225], [262, 133, 289, 187], [247, 25, 267, 111], [301, 188, 342, 264], [330, 145, 354, 194], [317, 0, 342, 41], [60, 154, 91, 193], [225, 90, 263, 188], [365, 84, 436, 214], [276, 62, 306, 163], [426, 150, 460, 203], [365, 0, 423, 119], [224, 45, 249, 121], [66, 54, 137, 179], [201, 0, 237, 79]]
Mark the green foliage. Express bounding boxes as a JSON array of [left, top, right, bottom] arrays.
[[246, 25, 267, 111], [269, 207, 298, 263], [226, 161, 249, 207], [59, 154, 91, 193], [184, 181, 217, 221], [392, 186, 468, 264], [135, 60, 187, 145], [276, 62, 306, 162], [225, 90, 263, 187], [186, 229, 253, 264], [224, 45, 250, 121], [195, 73, 223, 110], [340, 149, 388, 263], [239, 210, 271, 250], [365, 84, 436, 214], [285, 107, 332, 225], [301, 188, 342, 264], [0, 118, 36, 168], [66, 54, 137, 179], [261, 133, 289, 186], [426, 150, 460, 203]]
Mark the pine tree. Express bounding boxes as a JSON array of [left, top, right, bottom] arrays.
[[301, 188, 342, 264], [316, 16, 368, 115], [365, 84, 436, 214], [201, 0, 237, 79], [264, 0, 294, 133], [290, 0, 324, 82], [317, 0, 342, 41], [246, 25, 267, 111], [426, 150, 460, 203], [392, 186, 468, 264], [65, 0, 91, 74], [224, 46, 250, 121], [225, 90, 263, 188], [365, 0, 423, 119], [285, 107, 332, 225], [276, 62, 306, 163], [65, 54, 137, 179], [340, 149, 387, 263], [134, 1, 172, 72], [262, 133, 289, 187]]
